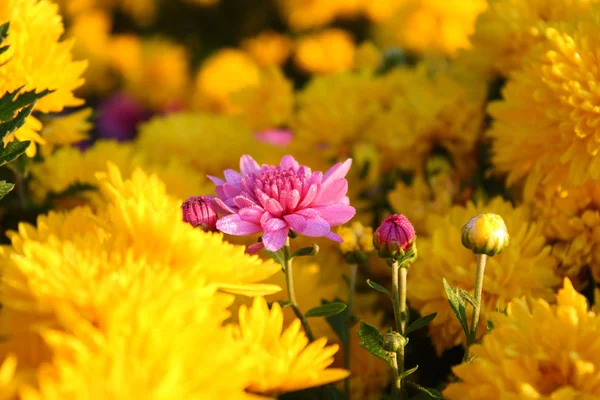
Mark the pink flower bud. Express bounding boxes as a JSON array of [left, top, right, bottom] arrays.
[[373, 214, 416, 261], [182, 196, 218, 232]]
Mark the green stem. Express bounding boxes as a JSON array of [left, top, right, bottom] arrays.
[[344, 263, 358, 396], [465, 253, 487, 361], [391, 352, 401, 398], [283, 238, 315, 342], [391, 261, 407, 399]]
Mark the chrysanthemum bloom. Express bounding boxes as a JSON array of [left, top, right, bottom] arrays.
[[489, 8, 600, 197], [232, 296, 350, 394], [373, 214, 416, 260], [373, 0, 487, 57], [294, 29, 356, 75], [182, 196, 218, 231], [192, 48, 260, 114], [462, 0, 599, 77], [338, 221, 375, 255], [232, 67, 294, 132], [408, 197, 560, 355], [0, 0, 87, 156], [40, 108, 92, 156], [241, 31, 293, 67], [368, 64, 486, 175], [211, 155, 356, 252], [533, 183, 600, 283], [96, 93, 147, 141], [444, 279, 600, 399]]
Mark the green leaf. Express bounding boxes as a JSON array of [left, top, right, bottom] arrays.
[[276, 300, 292, 308], [406, 382, 445, 400], [324, 298, 350, 346], [305, 301, 347, 318], [404, 313, 437, 335], [457, 288, 478, 309], [443, 278, 470, 339], [0, 140, 30, 167], [0, 23, 9, 46], [291, 244, 319, 258], [357, 322, 396, 369], [398, 365, 418, 380], [366, 279, 391, 297], [0, 180, 14, 201], [487, 319, 494, 332], [265, 249, 285, 267], [0, 88, 52, 122], [0, 104, 34, 141]]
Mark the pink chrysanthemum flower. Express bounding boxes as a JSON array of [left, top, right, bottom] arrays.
[[210, 155, 356, 252]]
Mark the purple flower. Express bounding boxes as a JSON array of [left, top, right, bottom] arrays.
[[373, 214, 416, 259], [182, 196, 218, 232], [210, 155, 356, 252], [96, 93, 148, 141], [254, 129, 293, 147]]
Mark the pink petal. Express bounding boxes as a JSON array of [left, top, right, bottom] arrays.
[[233, 196, 257, 208], [298, 184, 320, 208], [282, 189, 300, 213], [280, 155, 300, 171], [263, 227, 290, 251], [322, 159, 352, 187], [224, 169, 241, 185], [284, 214, 307, 233], [313, 204, 356, 226], [217, 214, 262, 235], [326, 231, 343, 242], [301, 216, 330, 237], [213, 197, 236, 214], [215, 185, 226, 200], [246, 242, 265, 254], [239, 206, 265, 224], [240, 155, 261, 175], [297, 166, 312, 178], [264, 217, 287, 231], [314, 179, 348, 205], [307, 171, 323, 186], [265, 198, 284, 217], [208, 175, 225, 185], [223, 183, 242, 198]]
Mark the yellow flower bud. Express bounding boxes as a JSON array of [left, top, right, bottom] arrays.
[[461, 213, 509, 256]]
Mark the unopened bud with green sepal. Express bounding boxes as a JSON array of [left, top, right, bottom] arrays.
[[382, 331, 407, 352], [461, 213, 509, 256]]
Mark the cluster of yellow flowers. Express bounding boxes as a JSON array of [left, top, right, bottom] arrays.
[[2, 0, 600, 399]]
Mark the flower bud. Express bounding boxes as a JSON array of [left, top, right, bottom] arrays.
[[382, 331, 407, 352], [373, 214, 417, 263], [182, 196, 218, 232], [461, 213, 509, 256]]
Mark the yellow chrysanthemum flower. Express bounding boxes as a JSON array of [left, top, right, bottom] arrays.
[[232, 67, 294, 132], [0, 0, 87, 113], [290, 71, 385, 159], [29, 139, 213, 206], [338, 222, 375, 254], [40, 108, 92, 155], [374, 0, 487, 56], [192, 49, 260, 114], [135, 112, 283, 174], [233, 296, 349, 395], [408, 197, 560, 355], [54, 0, 158, 26], [1, 165, 281, 368], [0, 0, 87, 156], [275, 0, 360, 31], [294, 29, 356, 74], [533, 183, 600, 283], [489, 8, 600, 197], [112, 36, 190, 110], [0, 355, 18, 400], [444, 278, 600, 399], [368, 64, 486, 174], [241, 31, 293, 67], [21, 278, 258, 400], [67, 10, 114, 93], [463, 0, 599, 77]]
